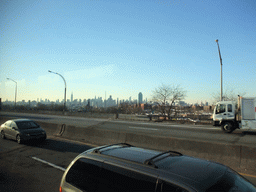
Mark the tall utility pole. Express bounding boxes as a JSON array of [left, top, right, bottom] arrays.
[[7, 78, 17, 108], [48, 70, 67, 112], [215, 39, 223, 101], [105, 91, 106, 108]]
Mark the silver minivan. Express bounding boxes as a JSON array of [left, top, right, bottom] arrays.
[[60, 143, 256, 192]]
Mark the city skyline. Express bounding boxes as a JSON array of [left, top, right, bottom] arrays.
[[1, 1, 255, 104], [3, 91, 210, 108], [3, 92, 148, 105]]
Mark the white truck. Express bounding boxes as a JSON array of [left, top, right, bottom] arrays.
[[212, 96, 256, 133]]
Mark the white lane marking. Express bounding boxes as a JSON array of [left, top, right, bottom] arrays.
[[115, 120, 220, 130], [129, 127, 158, 131], [129, 126, 218, 131], [171, 125, 219, 130], [32, 157, 66, 172]]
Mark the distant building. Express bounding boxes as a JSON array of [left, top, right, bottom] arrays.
[[138, 92, 143, 104], [71, 92, 73, 103], [178, 101, 186, 106], [106, 95, 116, 107]]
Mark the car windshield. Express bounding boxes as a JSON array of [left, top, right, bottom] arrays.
[[16, 121, 39, 129], [206, 169, 256, 192]]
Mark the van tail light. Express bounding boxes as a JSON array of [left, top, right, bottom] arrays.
[[59, 186, 62, 192]]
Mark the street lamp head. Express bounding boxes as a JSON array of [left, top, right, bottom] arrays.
[[215, 39, 218, 43], [47, 70, 66, 112]]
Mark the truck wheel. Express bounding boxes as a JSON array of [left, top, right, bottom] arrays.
[[221, 122, 234, 133]]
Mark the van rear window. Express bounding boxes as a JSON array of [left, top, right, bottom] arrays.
[[66, 158, 102, 191]]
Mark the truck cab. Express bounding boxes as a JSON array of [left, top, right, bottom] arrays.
[[213, 96, 256, 133], [213, 101, 237, 133]]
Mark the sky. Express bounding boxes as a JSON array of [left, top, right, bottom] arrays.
[[1, 0, 256, 105]]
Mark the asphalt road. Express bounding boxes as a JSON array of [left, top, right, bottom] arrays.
[[1, 111, 256, 191], [1, 111, 256, 147], [0, 135, 256, 192], [0, 135, 96, 192]]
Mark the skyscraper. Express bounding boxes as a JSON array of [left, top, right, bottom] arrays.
[[138, 92, 143, 104], [71, 92, 73, 103]]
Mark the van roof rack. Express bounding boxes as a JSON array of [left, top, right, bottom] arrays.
[[144, 151, 183, 168], [93, 143, 133, 154]]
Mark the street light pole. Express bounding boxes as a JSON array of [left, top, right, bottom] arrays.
[[215, 39, 223, 101], [48, 70, 67, 112], [7, 78, 17, 108]]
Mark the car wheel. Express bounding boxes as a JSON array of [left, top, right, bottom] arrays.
[[16, 135, 23, 144], [1, 131, 6, 139], [41, 136, 47, 143], [221, 122, 234, 133]]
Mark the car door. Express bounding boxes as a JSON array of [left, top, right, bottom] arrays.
[[3, 121, 12, 138], [9, 121, 18, 139], [214, 103, 227, 121]]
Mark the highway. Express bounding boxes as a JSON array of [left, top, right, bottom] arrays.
[[1, 111, 256, 147], [1, 111, 256, 191]]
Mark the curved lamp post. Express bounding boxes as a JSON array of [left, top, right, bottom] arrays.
[[215, 39, 223, 101], [7, 78, 17, 108], [48, 70, 67, 112]]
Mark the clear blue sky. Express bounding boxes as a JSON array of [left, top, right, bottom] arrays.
[[1, 0, 255, 104]]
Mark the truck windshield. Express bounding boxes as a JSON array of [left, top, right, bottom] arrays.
[[215, 104, 226, 114]]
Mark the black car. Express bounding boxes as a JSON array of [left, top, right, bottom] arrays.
[[60, 143, 256, 192], [1, 119, 47, 144]]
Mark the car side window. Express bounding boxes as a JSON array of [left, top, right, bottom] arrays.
[[98, 162, 158, 192], [65, 158, 102, 191], [11, 122, 16, 129], [228, 104, 232, 112]]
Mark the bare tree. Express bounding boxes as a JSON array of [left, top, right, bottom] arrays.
[[212, 88, 246, 103], [152, 84, 186, 120]]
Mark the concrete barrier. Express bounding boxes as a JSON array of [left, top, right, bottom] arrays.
[[38, 122, 61, 136], [61, 125, 127, 145], [59, 125, 256, 175], [240, 146, 256, 173]]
